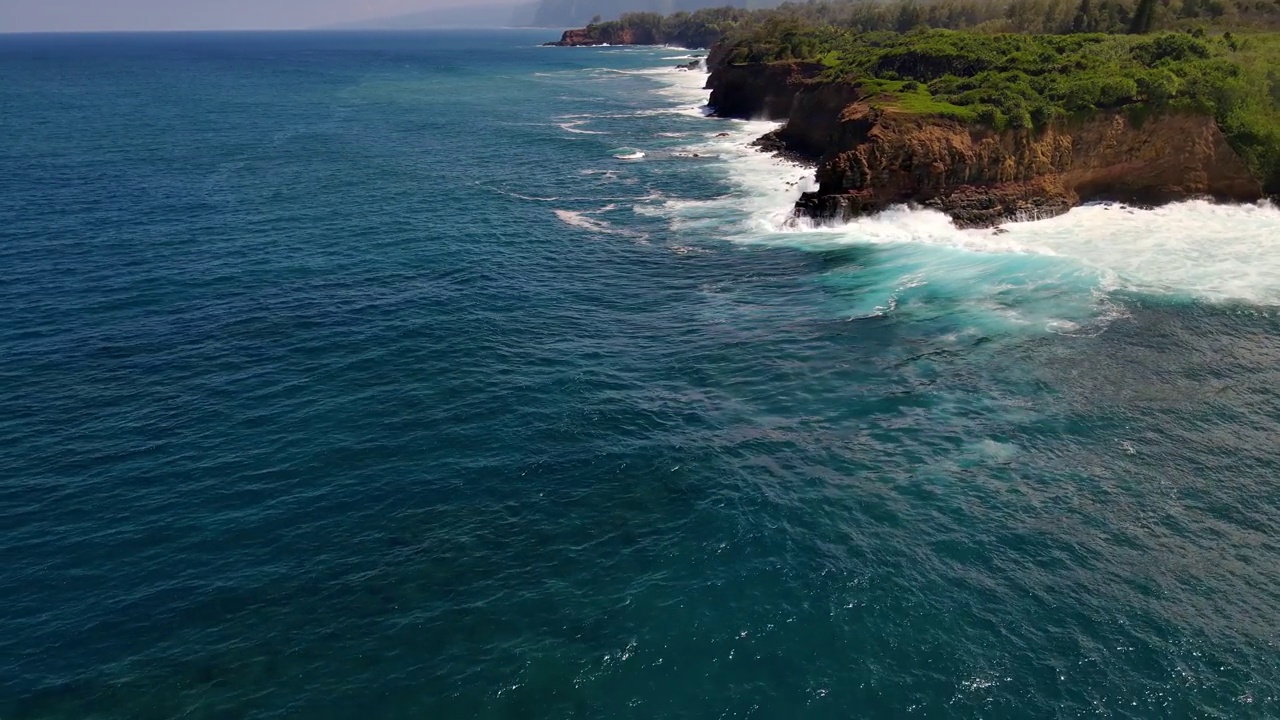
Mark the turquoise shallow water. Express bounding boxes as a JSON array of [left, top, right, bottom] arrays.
[[3, 29, 1280, 719]]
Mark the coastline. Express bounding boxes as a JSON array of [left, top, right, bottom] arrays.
[[544, 24, 1278, 229], [627, 49, 1280, 309], [699, 60, 1268, 229]]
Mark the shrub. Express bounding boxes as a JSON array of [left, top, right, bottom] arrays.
[[1132, 33, 1211, 64], [974, 104, 1006, 127]]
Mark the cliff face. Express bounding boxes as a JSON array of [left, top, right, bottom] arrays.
[[707, 62, 1266, 227], [799, 107, 1264, 227], [705, 62, 824, 121]]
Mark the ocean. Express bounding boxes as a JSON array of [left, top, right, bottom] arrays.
[[3, 29, 1280, 718]]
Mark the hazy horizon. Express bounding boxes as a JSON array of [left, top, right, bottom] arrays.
[[0, 0, 533, 33]]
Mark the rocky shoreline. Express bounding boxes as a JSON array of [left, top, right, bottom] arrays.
[[703, 60, 1266, 228], [546, 28, 1271, 228]]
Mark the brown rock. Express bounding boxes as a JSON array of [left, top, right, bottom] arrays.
[[704, 57, 1267, 225], [705, 61, 825, 121], [702, 68, 1267, 226], [794, 109, 1262, 227]]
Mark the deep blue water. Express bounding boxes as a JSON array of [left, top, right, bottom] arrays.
[[4, 29, 1280, 719]]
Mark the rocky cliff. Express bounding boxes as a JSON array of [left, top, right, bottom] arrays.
[[704, 61, 824, 121], [707, 61, 1267, 227], [546, 26, 654, 46]]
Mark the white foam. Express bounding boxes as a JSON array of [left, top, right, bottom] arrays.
[[636, 120, 815, 234], [992, 200, 1280, 304], [612, 148, 646, 160], [554, 209, 612, 233], [554, 206, 648, 242], [600, 63, 713, 117], [652, 65, 1280, 307], [593, 67, 683, 76], [557, 120, 607, 135], [775, 201, 1280, 305]]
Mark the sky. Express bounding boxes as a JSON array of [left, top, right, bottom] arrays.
[[0, 0, 479, 33]]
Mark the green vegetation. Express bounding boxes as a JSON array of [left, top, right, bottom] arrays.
[[558, 0, 1280, 190], [567, 0, 1280, 37], [568, 7, 760, 46], [716, 22, 1280, 190], [565, 0, 1280, 49], [846, 76, 980, 120]]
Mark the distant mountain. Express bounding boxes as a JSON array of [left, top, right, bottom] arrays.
[[531, 0, 778, 28], [334, 3, 540, 29]]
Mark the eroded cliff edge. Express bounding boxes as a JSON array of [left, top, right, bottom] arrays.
[[707, 62, 1267, 228]]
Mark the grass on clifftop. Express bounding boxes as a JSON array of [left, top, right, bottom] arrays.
[[722, 26, 1280, 191]]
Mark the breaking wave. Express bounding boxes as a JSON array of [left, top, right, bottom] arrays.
[[636, 64, 1280, 316]]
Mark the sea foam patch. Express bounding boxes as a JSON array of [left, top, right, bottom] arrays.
[[992, 200, 1280, 305]]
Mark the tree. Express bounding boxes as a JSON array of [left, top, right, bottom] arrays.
[[1129, 0, 1158, 32], [1071, 0, 1096, 31], [895, 1, 926, 30]]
